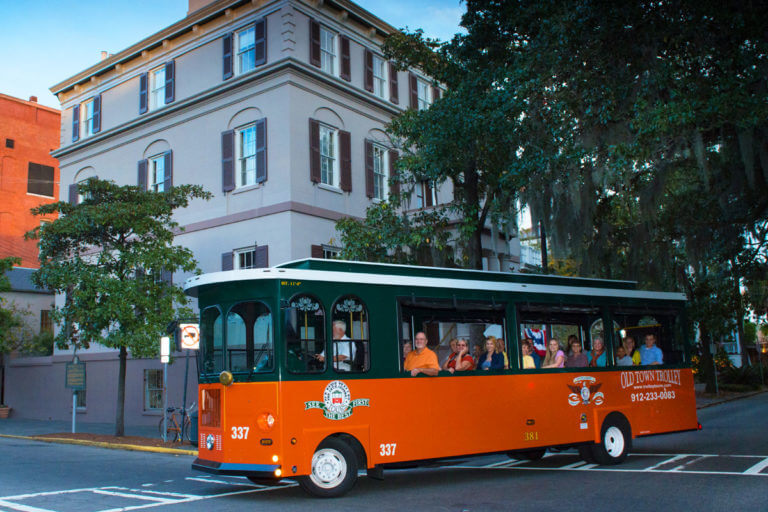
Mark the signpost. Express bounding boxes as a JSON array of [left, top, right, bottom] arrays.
[[65, 354, 85, 433], [160, 336, 170, 442], [178, 322, 199, 443]]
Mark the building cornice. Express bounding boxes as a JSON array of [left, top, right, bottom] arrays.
[[0, 94, 61, 115], [49, 0, 398, 98]]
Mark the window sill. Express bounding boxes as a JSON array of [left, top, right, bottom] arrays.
[[143, 410, 162, 416], [317, 183, 343, 194], [232, 183, 264, 195], [26, 192, 55, 199]]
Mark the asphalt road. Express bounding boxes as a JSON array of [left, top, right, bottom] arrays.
[[1, 393, 767, 512]]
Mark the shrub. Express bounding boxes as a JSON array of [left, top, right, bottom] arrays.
[[719, 365, 764, 389]]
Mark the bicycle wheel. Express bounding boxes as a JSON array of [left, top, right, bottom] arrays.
[[182, 414, 192, 442]]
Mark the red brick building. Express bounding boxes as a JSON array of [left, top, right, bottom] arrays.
[[0, 94, 60, 267]]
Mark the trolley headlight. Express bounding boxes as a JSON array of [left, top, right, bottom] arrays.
[[206, 434, 215, 450], [219, 371, 234, 386]]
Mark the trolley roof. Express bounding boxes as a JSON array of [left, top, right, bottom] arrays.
[[183, 258, 687, 302]]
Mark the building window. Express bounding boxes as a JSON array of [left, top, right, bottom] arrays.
[[235, 247, 257, 269], [144, 369, 163, 410], [372, 144, 388, 200], [40, 310, 52, 334], [323, 246, 340, 259], [148, 154, 166, 192], [417, 80, 431, 110], [81, 99, 96, 137], [320, 27, 336, 75], [75, 390, 86, 409], [27, 162, 55, 197], [373, 55, 387, 98], [149, 65, 166, 110], [319, 124, 338, 187], [5, 138, 13, 148], [416, 180, 437, 209], [236, 123, 257, 188], [236, 25, 256, 74]]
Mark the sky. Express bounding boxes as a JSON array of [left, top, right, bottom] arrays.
[[0, 0, 465, 110]]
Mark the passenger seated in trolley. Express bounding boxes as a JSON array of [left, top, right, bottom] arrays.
[[441, 338, 459, 370], [615, 345, 634, 366], [541, 339, 565, 368], [315, 320, 354, 371], [403, 331, 439, 376], [639, 333, 663, 365], [587, 337, 607, 367], [521, 341, 536, 369], [622, 335, 641, 365], [564, 335, 588, 368], [477, 337, 505, 370], [444, 338, 475, 373]]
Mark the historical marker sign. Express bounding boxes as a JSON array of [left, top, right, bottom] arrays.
[[65, 361, 86, 390]]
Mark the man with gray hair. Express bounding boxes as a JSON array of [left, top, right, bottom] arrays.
[[316, 320, 355, 371]]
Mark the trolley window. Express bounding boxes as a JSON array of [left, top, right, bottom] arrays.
[[226, 301, 273, 373], [331, 295, 370, 373], [285, 294, 326, 373]]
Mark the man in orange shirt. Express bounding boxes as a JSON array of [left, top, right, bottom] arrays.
[[403, 331, 439, 376]]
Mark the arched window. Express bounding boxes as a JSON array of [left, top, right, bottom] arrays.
[[285, 294, 325, 373], [331, 296, 369, 372], [200, 306, 223, 374], [227, 301, 272, 373]]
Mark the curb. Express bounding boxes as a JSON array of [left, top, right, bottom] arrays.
[[0, 433, 198, 456], [696, 389, 767, 410]]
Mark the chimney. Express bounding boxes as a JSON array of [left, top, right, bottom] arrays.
[[101, 51, 110, 61], [29, 96, 38, 103]]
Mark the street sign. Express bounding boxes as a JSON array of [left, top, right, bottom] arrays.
[[65, 361, 86, 390], [179, 323, 200, 350]]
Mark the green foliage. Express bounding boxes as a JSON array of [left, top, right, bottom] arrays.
[[719, 365, 764, 390], [0, 257, 23, 356], [26, 178, 211, 357]]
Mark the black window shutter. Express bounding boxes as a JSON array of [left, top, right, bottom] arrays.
[[255, 118, 267, 183], [138, 159, 148, 190], [254, 245, 269, 268], [409, 73, 418, 109], [340, 36, 350, 81], [389, 150, 400, 196], [364, 139, 374, 198], [254, 18, 266, 66], [309, 19, 321, 67], [223, 33, 233, 80], [72, 104, 80, 142], [221, 252, 234, 271], [432, 85, 441, 101], [92, 95, 101, 133], [309, 119, 320, 183], [364, 49, 373, 92], [69, 184, 79, 205], [161, 269, 173, 284], [222, 130, 235, 192], [389, 62, 398, 104], [163, 151, 173, 190], [165, 61, 175, 104], [139, 73, 148, 114], [311, 244, 324, 258], [339, 130, 351, 192]]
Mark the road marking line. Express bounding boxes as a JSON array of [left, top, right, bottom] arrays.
[[644, 454, 688, 471], [92, 490, 175, 503], [0, 500, 57, 512], [184, 478, 233, 485], [577, 464, 598, 470], [561, 461, 588, 469], [0, 489, 99, 501], [743, 457, 768, 475]]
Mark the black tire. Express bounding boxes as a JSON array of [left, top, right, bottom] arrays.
[[521, 448, 546, 461], [591, 415, 631, 465], [298, 437, 359, 498], [578, 444, 597, 464]]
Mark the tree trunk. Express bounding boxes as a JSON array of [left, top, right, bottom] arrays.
[[0, 353, 5, 405], [463, 162, 484, 270], [733, 273, 750, 368], [699, 326, 717, 394], [115, 346, 127, 436]]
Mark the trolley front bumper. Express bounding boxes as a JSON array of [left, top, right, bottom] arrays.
[[192, 457, 280, 477]]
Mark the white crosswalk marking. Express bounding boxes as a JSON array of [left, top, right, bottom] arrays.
[[743, 457, 768, 475], [0, 500, 57, 512], [91, 490, 176, 503]]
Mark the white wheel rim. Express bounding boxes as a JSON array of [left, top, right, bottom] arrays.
[[604, 426, 625, 457], [309, 448, 347, 489]]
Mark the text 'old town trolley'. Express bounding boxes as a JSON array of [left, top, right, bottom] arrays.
[[184, 258, 698, 497]]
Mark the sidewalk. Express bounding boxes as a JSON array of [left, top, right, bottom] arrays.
[[0, 417, 197, 455], [694, 383, 767, 409]]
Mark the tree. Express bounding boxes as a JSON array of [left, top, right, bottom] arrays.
[[0, 256, 22, 406], [26, 178, 211, 436]]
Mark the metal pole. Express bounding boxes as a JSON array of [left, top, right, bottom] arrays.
[[162, 362, 168, 443], [712, 347, 719, 395], [540, 221, 548, 273], [182, 348, 189, 435], [72, 392, 76, 434]]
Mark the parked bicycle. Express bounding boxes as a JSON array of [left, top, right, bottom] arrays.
[[159, 403, 196, 443]]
